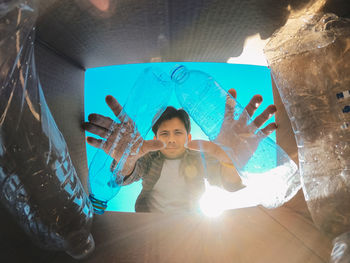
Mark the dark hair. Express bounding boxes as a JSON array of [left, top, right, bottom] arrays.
[[152, 106, 191, 135]]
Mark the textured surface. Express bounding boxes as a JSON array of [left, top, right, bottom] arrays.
[[0, 207, 332, 262], [34, 41, 88, 189], [35, 0, 350, 69]]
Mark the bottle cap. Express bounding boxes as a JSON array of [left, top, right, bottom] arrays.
[[170, 64, 189, 83], [89, 194, 108, 214]]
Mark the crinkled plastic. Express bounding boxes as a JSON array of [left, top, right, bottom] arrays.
[[171, 65, 300, 208], [88, 67, 172, 214], [264, 12, 350, 241], [0, 0, 94, 259]]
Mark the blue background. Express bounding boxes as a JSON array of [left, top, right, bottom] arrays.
[[85, 62, 275, 212]]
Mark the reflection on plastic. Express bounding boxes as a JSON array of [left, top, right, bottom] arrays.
[[265, 13, 350, 240], [171, 65, 300, 208], [200, 162, 299, 217], [88, 67, 172, 214], [0, 1, 94, 259], [330, 232, 350, 263]]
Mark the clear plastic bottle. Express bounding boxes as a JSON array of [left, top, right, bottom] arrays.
[[88, 67, 172, 214], [171, 65, 300, 208], [0, 1, 94, 259], [264, 13, 350, 240]]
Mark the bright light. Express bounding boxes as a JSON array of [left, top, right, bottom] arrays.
[[227, 33, 268, 66], [199, 179, 260, 218], [199, 180, 229, 217], [199, 164, 299, 217], [240, 162, 299, 208]]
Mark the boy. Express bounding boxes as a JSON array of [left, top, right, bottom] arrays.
[[83, 89, 277, 212]]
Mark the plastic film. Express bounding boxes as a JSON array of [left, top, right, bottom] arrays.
[[265, 12, 350, 239], [0, 0, 94, 258]]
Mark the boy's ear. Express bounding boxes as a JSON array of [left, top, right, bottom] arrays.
[[153, 136, 157, 140], [188, 133, 192, 141]]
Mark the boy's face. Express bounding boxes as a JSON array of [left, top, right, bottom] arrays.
[[155, 117, 191, 159]]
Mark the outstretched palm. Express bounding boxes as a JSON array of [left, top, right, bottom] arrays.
[[83, 95, 164, 175], [188, 88, 277, 168]]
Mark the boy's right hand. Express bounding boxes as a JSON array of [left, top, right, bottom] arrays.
[[82, 95, 165, 175]]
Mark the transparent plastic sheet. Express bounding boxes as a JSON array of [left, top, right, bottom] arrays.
[[88, 67, 172, 214], [171, 65, 300, 209], [0, 0, 94, 259], [264, 11, 350, 258]]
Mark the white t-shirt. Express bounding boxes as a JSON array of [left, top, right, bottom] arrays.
[[147, 159, 191, 213]]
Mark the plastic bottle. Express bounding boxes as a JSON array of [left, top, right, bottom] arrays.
[[88, 67, 172, 214], [171, 65, 300, 208], [0, 1, 94, 259], [264, 13, 350, 240]]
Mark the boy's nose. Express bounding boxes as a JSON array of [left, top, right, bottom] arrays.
[[168, 134, 176, 143]]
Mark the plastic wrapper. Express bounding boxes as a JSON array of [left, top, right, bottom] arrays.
[[0, 0, 94, 259], [264, 13, 350, 239]]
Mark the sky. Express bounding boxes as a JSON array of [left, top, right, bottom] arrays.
[[84, 62, 275, 212]]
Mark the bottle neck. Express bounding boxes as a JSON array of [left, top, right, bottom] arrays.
[[89, 194, 108, 214], [171, 65, 189, 84]]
